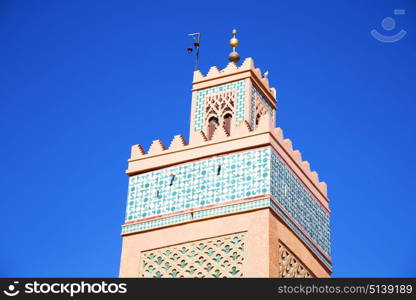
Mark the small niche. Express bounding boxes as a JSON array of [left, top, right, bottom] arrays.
[[217, 164, 221, 175], [207, 116, 219, 140], [223, 113, 232, 135]]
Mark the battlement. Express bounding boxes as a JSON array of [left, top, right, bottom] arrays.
[[192, 57, 277, 105], [127, 114, 328, 203]]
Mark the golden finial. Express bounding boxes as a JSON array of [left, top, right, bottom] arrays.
[[228, 28, 240, 63]]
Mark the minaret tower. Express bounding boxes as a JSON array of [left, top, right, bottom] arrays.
[[119, 30, 332, 277]]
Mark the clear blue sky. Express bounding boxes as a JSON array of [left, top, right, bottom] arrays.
[[0, 0, 415, 277]]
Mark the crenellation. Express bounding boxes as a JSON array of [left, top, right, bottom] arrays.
[[310, 171, 319, 185], [292, 150, 302, 164], [273, 127, 284, 141], [129, 124, 328, 197], [257, 112, 272, 132], [270, 87, 277, 98], [193, 130, 208, 144], [283, 138, 293, 153], [221, 61, 238, 74], [261, 76, 270, 90], [301, 161, 311, 174], [211, 125, 230, 140], [234, 120, 252, 136], [192, 57, 268, 88], [191, 57, 277, 109], [193, 70, 204, 82], [148, 139, 166, 154], [271, 133, 327, 197], [206, 65, 221, 77], [253, 68, 262, 80], [168, 135, 187, 150], [319, 182, 328, 195], [240, 57, 255, 70], [131, 144, 145, 160]]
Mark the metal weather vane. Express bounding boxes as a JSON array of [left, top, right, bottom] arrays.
[[187, 32, 201, 71]]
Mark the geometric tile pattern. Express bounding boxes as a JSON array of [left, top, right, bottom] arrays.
[[123, 148, 331, 268], [121, 198, 270, 235], [121, 197, 332, 270], [122, 213, 192, 234], [250, 84, 275, 128], [193, 198, 270, 219], [270, 152, 331, 256], [138, 232, 245, 278], [194, 80, 245, 131], [125, 148, 270, 222], [279, 243, 313, 278], [270, 200, 332, 270]]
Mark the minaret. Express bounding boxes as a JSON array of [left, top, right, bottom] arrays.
[[119, 30, 332, 277]]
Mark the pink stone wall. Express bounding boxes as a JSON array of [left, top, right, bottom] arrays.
[[119, 209, 270, 277], [119, 208, 331, 278], [269, 211, 331, 277]]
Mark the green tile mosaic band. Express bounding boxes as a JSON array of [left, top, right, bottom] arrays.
[[193, 198, 270, 219], [122, 213, 192, 234], [122, 197, 331, 270], [124, 146, 330, 261], [122, 198, 270, 235], [270, 152, 331, 256], [269, 200, 332, 270], [126, 147, 270, 222], [194, 80, 245, 131]]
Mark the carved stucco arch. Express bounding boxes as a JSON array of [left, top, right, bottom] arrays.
[[203, 90, 236, 138]]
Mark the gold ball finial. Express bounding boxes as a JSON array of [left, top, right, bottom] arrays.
[[230, 37, 238, 48], [229, 29, 239, 48], [228, 28, 240, 63], [229, 52, 240, 63]]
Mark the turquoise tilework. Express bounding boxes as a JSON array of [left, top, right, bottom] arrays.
[[269, 201, 332, 270], [121, 197, 332, 269], [123, 146, 331, 265], [193, 198, 270, 219], [122, 198, 270, 235], [270, 152, 331, 256], [250, 86, 255, 128], [122, 213, 192, 234], [194, 80, 246, 131], [250, 85, 276, 128], [125, 148, 271, 222]]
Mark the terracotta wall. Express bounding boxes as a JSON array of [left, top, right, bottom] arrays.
[[119, 209, 270, 277], [119, 208, 331, 277]]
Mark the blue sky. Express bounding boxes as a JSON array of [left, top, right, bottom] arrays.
[[0, 0, 415, 277]]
